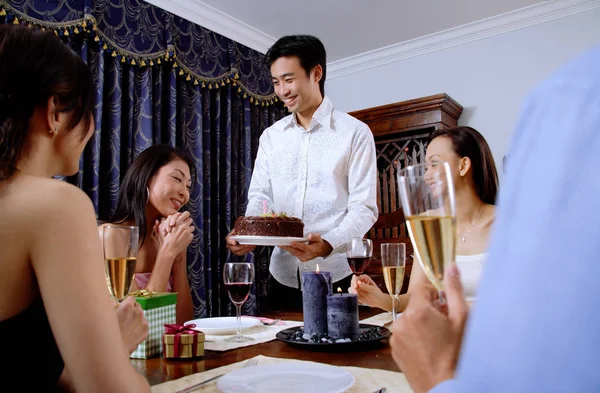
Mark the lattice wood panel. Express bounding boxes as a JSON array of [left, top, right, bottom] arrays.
[[370, 132, 429, 239]]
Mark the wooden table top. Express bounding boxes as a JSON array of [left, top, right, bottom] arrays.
[[131, 308, 398, 386]]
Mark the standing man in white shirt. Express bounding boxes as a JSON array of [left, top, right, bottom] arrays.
[[226, 35, 378, 307]]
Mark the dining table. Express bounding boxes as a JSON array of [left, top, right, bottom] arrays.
[[131, 307, 403, 391]]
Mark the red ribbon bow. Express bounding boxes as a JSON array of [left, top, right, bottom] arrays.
[[164, 323, 197, 335], [164, 323, 199, 358]]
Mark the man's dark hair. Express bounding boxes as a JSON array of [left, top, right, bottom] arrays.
[[264, 35, 326, 97]]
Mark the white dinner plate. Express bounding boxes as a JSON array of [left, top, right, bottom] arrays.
[[230, 235, 309, 246], [184, 317, 262, 335], [217, 362, 355, 393]]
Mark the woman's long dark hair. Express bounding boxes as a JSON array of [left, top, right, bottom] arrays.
[[428, 126, 499, 205], [110, 145, 197, 245], [0, 25, 94, 180]]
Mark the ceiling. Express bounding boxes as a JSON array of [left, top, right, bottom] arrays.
[[182, 0, 545, 62]]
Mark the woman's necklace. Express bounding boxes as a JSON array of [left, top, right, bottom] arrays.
[[461, 204, 484, 243]]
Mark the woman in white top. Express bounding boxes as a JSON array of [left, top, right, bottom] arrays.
[[350, 126, 499, 311]]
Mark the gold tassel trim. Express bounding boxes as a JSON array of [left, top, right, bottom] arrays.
[[0, 10, 279, 106]]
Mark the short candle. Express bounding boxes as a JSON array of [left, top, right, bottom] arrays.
[[326, 287, 359, 340]]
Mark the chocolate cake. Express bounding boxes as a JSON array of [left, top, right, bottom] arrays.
[[234, 214, 304, 237]]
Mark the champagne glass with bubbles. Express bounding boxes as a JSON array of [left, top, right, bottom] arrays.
[[398, 162, 456, 304], [103, 225, 139, 303], [381, 243, 406, 321], [223, 262, 255, 343]]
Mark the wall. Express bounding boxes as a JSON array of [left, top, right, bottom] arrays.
[[326, 8, 600, 173]]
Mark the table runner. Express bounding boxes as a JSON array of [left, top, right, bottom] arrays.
[[204, 313, 394, 351], [204, 320, 303, 351], [151, 355, 413, 393]]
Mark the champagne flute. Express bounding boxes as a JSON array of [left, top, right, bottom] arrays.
[[223, 262, 255, 343], [381, 243, 406, 321], [346, 238, 373, 276], [398, 162, 456, 304], [102, 225, 139, 302]]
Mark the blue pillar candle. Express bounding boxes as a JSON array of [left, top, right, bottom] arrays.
[[326, 290, 359, 340], [301, 270, 332, 335]]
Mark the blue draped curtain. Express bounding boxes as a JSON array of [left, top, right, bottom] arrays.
[[0, 0, 285, 317]]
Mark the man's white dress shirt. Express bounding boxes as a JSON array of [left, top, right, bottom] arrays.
[[245, 96, 378, 287]]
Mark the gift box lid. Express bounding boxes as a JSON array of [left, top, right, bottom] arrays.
[[132, 291, 178, 309], [163, 331, 205, 344]]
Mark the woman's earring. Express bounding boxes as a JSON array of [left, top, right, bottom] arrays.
[[146, 187, 150, 204]]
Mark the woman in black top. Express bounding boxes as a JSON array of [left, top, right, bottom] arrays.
[[0, 25, 150, 392]]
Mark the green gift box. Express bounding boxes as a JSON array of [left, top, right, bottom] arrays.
[[129, 292, 177, 359]]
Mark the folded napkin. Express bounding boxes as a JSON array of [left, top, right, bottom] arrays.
[[151, 355, 413, 393], [204, 320, 302, 351], [360, 312, 395, 327]]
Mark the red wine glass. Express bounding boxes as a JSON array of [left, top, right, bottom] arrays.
[[346, 238, 373, 276], [223, 262, 255, 342]]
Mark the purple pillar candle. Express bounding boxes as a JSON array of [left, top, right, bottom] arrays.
[[326, 290, 359, 340], [301, 270, 332, 335]]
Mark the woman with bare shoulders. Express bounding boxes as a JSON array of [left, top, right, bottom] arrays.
[[0, 25, 150, 391], [351, 126, 499, 312]]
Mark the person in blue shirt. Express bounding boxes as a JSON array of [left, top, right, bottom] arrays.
[[390, 44, 600, 393]]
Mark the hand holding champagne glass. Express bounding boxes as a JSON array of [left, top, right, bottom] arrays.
[[346, 238, 373, 276], [381, 243, 406, 321], [223, 262, 255, 343], [103, 225, 139, 303], [398, 162, 456, 304]]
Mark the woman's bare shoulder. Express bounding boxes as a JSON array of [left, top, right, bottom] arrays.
[[7, 175, 94, 219]]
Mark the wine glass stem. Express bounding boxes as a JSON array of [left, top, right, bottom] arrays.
[[437, 290, 447, 307], [391, 295, 397, 321], [235, 303, 242, 339]]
